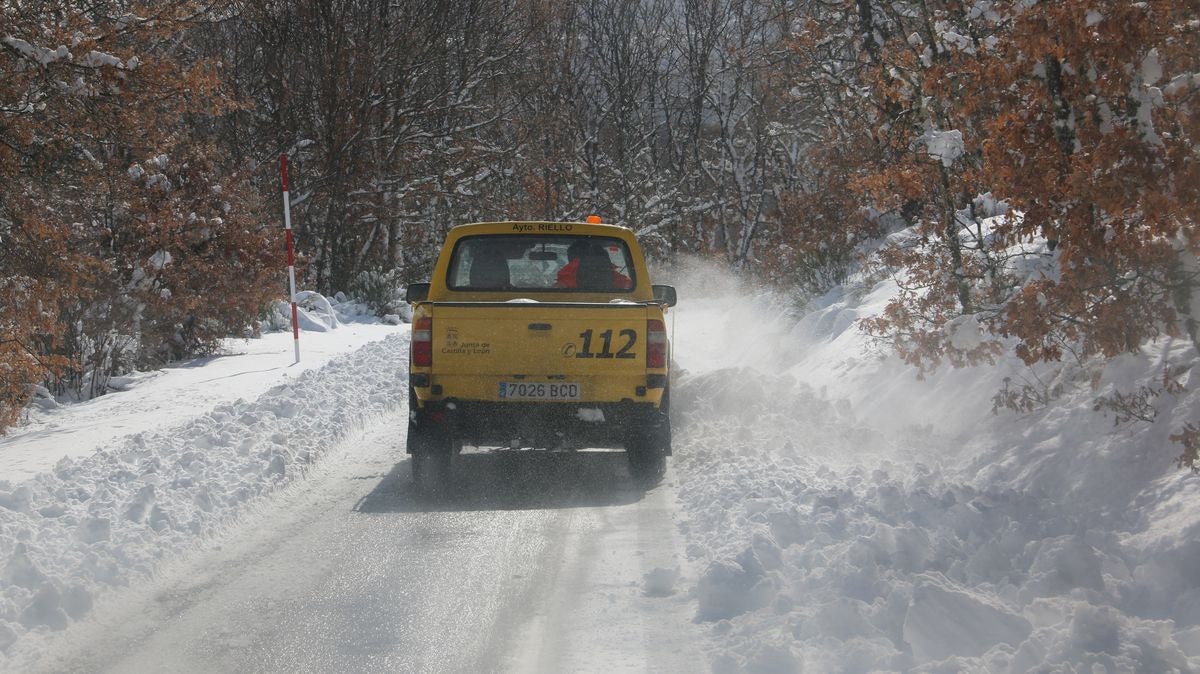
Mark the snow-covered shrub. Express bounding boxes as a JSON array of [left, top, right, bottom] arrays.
[[348, 268, 406, 318], [293, 291, 341, 332]]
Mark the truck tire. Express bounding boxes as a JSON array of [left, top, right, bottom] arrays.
[[626, 442, 666, 485], [409, 422, 453, 496], [626, 390, 671, 485], [408, 389, 454, 496]]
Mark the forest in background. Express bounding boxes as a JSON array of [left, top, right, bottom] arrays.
[[1, 0, 1197, 461]]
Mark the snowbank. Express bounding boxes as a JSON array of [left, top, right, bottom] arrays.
[[1, 295, 400, 482], [670, 284, 1200, 673], [0, 331, 408, 663]]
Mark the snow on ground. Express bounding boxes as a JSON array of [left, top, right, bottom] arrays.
[[664, 259, 1200, 673], [2, 261, 1199, 672], [0, 298, 401, 483], [0, 296, 406, 663]]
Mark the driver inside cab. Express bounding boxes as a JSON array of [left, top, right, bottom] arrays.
[[555, 240, 632, 290]]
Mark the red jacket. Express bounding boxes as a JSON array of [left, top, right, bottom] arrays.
[[555, 258, 632, 289]]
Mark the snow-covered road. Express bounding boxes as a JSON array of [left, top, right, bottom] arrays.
[[22, 423, 703, 673], [4, 276, 1199, 672]]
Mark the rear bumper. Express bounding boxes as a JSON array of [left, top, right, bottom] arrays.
[[410, 398, 663, 451], [410, 371, 666, 403]]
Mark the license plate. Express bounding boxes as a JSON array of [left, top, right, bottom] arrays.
[[499, 381, 581, 401]]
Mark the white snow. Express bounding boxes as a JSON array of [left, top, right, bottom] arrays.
[[946, 313, 986, 351], [79, 50, 122, 69], [0, 302, 398, 482], [923, 129, 965, 168], [1142, 48, 1163, 86], [643, 567, 680, 597], [290, 291, 343, 332], [1, 256, 1198, 672], [903, 573, 1032, 661], [0, 301, 404, 662], [663, 258, 1200, 672], [1, 38, 70, 67], [147, 250, 171, 269]]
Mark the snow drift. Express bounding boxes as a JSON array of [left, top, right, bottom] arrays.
[[667, 258, 1200, 673]]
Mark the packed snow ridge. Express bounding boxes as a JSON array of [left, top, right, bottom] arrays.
[[0, 331, 408, 659]]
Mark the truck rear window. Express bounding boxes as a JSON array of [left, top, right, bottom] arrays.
[[446, 235, 636, 292]]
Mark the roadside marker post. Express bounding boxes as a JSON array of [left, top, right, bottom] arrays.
[[281, 154, 300, 364]]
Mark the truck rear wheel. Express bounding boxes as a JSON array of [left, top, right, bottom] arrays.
[[408, 389, 454, 496], [626, 443, 666, 485], [409, 421, 454, 496], [626, 390, 671, 485]]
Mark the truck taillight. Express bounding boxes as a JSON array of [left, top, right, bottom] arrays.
[[647, 319, 667, 369], [413, 317, 432, 367]]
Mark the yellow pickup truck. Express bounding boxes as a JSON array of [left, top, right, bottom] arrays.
[[404, 220, 677, 492]]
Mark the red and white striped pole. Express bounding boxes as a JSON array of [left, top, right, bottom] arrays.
[[281, 154, 300, 364]]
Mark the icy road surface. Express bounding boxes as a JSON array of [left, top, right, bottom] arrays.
[[29, 421, 703, 673]]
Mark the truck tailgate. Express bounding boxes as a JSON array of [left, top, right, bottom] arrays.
[[429, 303, 650, 376]]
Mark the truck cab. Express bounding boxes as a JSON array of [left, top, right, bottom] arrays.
[[405, 220, 677, 492]]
